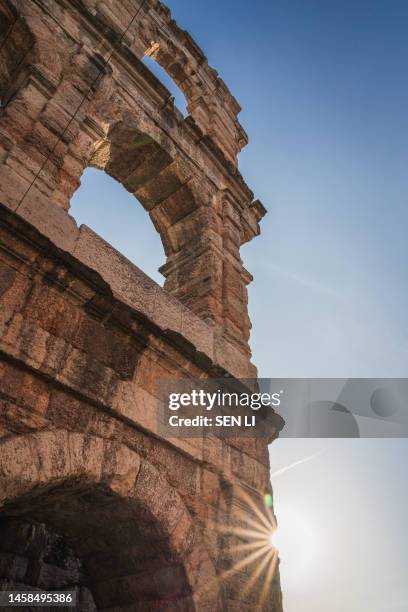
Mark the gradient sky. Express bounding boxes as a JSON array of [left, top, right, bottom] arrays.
[[71, 2, 408, 610]]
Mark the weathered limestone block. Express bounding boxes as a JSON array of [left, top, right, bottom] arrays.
[[0, 1, 283, 609], [1, 0, 266, 358]]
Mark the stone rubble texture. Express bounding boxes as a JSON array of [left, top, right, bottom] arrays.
[[0, 0, 284, 610]]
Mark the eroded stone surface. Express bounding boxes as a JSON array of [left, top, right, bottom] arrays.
[[0, 0, 266, 357], [0, 2, 283, 610]]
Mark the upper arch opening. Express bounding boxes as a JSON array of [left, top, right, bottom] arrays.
[[69, 118, 202, 285], [142, 55, 188, 118]]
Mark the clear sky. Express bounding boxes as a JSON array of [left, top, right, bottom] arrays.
[[71, 2, 408, 610]]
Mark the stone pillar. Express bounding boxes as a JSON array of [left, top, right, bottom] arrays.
[[160, 191, 263, 358], [160, 203, 223, 322]]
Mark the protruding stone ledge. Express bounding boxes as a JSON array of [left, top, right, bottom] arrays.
[[73, 225, 216, 362], [0, 202, 256, 380]]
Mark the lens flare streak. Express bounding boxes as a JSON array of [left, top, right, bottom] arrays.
[[212, 485, 280, 609]]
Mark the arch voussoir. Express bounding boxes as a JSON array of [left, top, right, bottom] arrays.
[[0, 430, 210, 608]]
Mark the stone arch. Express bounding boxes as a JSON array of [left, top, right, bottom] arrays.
[[0, 430, 215, 609], [76, 0, 247, 163], [143, 34, 196, 118], [142, 54, 189, 118], [86, 117, 203, 258], [0, 0, 264, 356], [134, 2, 248, 162]]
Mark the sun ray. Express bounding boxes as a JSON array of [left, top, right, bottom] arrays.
[[205, 483, 283, 605], [235, 511, 273, 536], [236, 487, 276, 532], [218, 525, 270, 540], [263, 502, 278, 531], [258, 549, 279, 609], [229, 538, 271, 554], [219, 542, 273, 581], [241, 548, 275, 599]]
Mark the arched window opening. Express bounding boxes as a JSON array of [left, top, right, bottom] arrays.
[[142, 55, 188, 118], [70, 168, 165, 285]]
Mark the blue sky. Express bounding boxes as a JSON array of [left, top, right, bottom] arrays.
[[71, 2, 408, 610]]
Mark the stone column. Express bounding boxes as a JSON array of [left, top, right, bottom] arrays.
[[160, 191, 264, 359]]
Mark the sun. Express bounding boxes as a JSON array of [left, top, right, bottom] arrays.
[[200, 455, 322, 604]]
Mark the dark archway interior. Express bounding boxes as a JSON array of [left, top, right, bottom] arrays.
[[0, 482, 194, 611]]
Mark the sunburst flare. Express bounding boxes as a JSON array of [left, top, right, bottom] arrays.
[[214, 485, 280, 609]]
